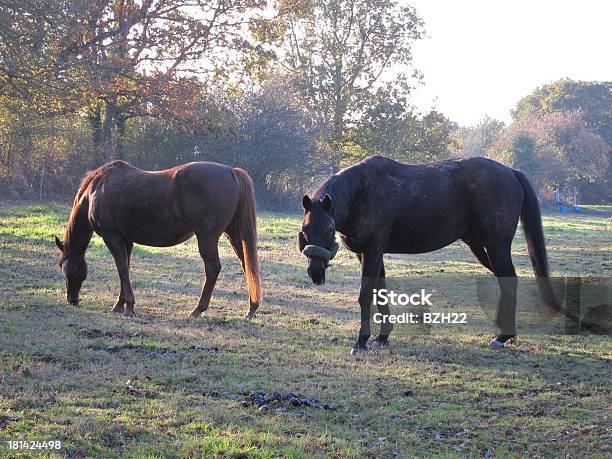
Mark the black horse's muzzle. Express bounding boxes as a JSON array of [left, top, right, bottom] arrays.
[[298, 233, 339, 285], [302, 243, 339, 262]]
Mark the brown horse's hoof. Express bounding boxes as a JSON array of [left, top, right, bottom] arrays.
[[189, 310, 202, 318], [244, 311, 257, 319], [124, 309, 136, 318], [111, 305, 125, 314]]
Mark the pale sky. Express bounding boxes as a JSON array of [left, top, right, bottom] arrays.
[[405, 0, 612, 126]]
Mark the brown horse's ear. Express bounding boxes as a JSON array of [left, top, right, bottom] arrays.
[[302, 194, 312, 211], [54, 236, 64, 252], [321, 194, 333, 212]]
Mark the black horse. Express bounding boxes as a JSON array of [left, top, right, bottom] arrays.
[[298, 155, 559, 354]]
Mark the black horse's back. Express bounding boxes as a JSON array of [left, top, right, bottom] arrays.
[[322, 155, 525, 254]]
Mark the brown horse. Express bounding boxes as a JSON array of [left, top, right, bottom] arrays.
[[54, 160, 262, 318]]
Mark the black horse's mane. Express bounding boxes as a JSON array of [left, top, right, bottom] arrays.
[[312, 155, 391, 205]]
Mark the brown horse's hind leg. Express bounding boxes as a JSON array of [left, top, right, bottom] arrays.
[[190, 233, 221, 318], [226, 230, 258, 318], [104, 234, 136, 316]]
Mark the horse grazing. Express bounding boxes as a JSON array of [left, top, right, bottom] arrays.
[[298, 155, 559, 354], [54, 160, 262, 318]]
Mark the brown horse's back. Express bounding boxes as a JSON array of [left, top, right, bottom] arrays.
[[86, 161, 239, 247]]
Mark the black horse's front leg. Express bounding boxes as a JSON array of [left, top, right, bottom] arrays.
[[371, 262, 392, 350], [351, 247, 384, 355]]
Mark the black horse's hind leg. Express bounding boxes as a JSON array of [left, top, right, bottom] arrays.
[[464, 239, 494, 273], [104, 234, 136, 316], [126, 241, 133, 267], [190, 233, 221, 318], [351, 247, 384, 355], [486, 242, 517, 349]]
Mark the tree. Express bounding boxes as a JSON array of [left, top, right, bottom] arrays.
[[210, 75, 328, 205], [0, 0, 269, 160], [338, 82, 456, 166], [512, 79, 612, 144], [451, 116, 505, 158], [510, 80, 611, 202], [489, 111, 609, 201], [256, 0, 423, 163]]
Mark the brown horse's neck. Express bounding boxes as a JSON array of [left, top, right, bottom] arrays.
[[64, 196, 93, 258]]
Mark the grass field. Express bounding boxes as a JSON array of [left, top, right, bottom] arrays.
[[0, 202, 610, 458]]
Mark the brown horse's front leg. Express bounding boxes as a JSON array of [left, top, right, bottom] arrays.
[[190, 234, 221, 318], [104, 234, 136, 316]]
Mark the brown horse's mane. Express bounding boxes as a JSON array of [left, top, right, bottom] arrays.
[[64, 161, 129, 248], [73, 161, 129, 204]]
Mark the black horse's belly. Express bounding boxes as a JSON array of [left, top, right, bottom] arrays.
[[385, 231, 461, 254]]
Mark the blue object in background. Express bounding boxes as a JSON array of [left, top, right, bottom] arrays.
[[559, 205, 568, 213], [573, 205, 582, 213]]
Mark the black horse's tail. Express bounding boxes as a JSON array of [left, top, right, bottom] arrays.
[[513, 170, 561, 314]]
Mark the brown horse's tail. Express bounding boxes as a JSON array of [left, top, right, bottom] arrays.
[[513, 170, 561, 314], [230, 167, 262, 307]]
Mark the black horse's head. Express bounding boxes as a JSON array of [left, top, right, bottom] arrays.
[[55, 236, 87, 305], [299, 194, 339, 285]]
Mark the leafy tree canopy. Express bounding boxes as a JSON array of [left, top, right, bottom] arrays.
[[512, 79, 612, 145]]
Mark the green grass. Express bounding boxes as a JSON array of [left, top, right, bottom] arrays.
[[578, 204, 612, 213], [0, 202, 610, 458]]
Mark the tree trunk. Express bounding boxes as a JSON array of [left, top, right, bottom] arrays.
[[89, 103, 106, 165], [114, 115, 126, 161], [102, 100, 115, 161]]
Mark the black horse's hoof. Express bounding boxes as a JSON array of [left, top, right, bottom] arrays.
[[488, 338, 507, 350], [370, 337, 389, 351], [350, 346, 367, 356]]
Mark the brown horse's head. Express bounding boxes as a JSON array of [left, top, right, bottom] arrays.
[[55, 236, 87, 305], [299, 194, 339, 285]]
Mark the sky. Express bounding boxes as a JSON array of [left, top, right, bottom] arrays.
[[405, 0, 612, 126]]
